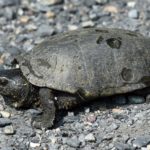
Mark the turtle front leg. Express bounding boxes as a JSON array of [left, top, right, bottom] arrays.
[[32, 88, 56, 129]]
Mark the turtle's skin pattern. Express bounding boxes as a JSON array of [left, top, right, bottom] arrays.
[[17, 28, 150, 98], [0, 27, 149, 129]]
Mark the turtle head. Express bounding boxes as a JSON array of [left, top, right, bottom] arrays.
[[0, 69, 31, 108]]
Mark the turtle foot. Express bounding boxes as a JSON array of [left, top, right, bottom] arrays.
[[32, 112, 55, 129], [31, 99, 56, 129], [32, 88, 56, 129]]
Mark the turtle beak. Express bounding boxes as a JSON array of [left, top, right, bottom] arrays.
[[0, 69, 21, 96], [0, 70, 13, 102]]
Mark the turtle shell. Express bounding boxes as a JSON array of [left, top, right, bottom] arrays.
[[17, 28, 150, 98]]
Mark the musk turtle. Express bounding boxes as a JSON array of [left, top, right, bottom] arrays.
[[0, 27, 149, 128]]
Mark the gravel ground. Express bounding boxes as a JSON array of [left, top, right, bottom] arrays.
[[0, 0, 150, 149]]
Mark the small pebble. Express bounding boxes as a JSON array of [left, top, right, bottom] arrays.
[[55, 128, 60, 133], [34, 38, 44, 44], [114, 142, 133, 150], [0, 118, 11, 127], [103, 5, 119, 13], [85, 108, 90, 113], [128, 9, 139, 19], [79, 134, 85, 143], [66, 136, 81, 148], [147, 145, 150, 150], [4, 7, 16, 20], [85, 133, 96, 142], [127, 1, 136, 8], [68, 112, 74, 117], [45, 11, 56, 18], [109, 123, 119, 130], [89, 12, 99, 20], [103, 134, 113, 140], [37, 24, 55, 37], [0, 52, 11, 65], [86, 114, 97, 123], [19, 16, 30, 24], [38, 0, 63, 5], [133, 135, 150, 148], [50, 136, 57, 144], [26, 24, 37, 31], [81, 21, 95, 27], [95, 0, 108, 5], [30, 142, 40, 148], [0, 111, 11, 118], [4, 125, 15, 135], [68, 25, 78, 31], [141, 147, 148, 150], [112, 108, 124, 114], [17, 8, 24, 16], [23, 41, 34, 52]]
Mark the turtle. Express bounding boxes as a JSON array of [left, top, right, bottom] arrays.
[[0, 27, 149, 129]]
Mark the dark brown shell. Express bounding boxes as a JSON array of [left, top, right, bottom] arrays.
[[17, 28, 150, 98]]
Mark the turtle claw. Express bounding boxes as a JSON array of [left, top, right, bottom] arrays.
[[32, 117, 43, 129], [31, 101, 56, 129], [32, 113, 55, 129]]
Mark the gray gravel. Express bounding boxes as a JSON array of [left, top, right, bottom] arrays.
[[0, 0, 150, 149], [0, 0, 20, 7]]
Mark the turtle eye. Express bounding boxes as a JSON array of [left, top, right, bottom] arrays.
[[0, 77, 9, 86]]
